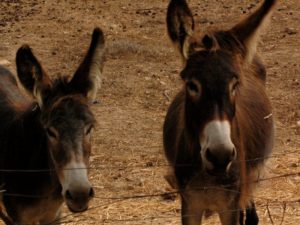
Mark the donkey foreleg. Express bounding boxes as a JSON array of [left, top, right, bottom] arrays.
[[245, 201, 258, 225], [239, 209, 244, 225], [181, 196, 203, 225], [39, 209, 62, 225], [218, 197, 242, 225], [219, 208, 240, 225], [238, 201, 259, 225]]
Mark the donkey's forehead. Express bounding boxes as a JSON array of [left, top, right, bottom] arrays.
[[182, 51, 239, 82], [45, 96, 95, 126]]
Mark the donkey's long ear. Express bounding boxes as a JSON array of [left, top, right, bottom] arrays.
[[231, 0, 277, 62], [167, 0, 194, 59], [69, 27, 105, 102], [16, 45, 52, 107]]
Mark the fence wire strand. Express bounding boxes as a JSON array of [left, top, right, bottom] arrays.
[[1, 149, 300, 224], [1, 175, 300, 224], [45, 197, 300, 225], [0, 149, 299, 173], [2, 171, 300, 202]]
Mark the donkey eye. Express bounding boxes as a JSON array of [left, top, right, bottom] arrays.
[[46, 127, 58, 139], [231, 81, 239, 94], [230, 78, 239, 98], [186, 80, 201, 98], [85, 125, 94, 135]]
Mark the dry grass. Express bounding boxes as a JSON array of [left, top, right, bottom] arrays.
[[0, 0, 300, 224], [106, 40, 171, 60]]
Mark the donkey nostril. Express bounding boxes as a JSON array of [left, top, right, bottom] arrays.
[[89, 187, 95, 198], [65, 190, 73, 200]]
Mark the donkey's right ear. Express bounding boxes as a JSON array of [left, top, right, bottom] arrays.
[[16, 45, 52, 107], [167, 0, 195, 59], [69, 27, 105, 103]]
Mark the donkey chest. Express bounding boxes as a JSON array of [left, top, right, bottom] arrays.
[[183, 186, 238, 214], [16, 196, 63, 224], [183, 172, 240, 211], [186, 187, 237, 210]]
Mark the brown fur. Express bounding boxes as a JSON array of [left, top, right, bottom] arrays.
[[0, 28, 105, 225], [164, 1, 276, 224]]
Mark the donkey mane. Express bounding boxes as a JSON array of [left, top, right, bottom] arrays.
[[0, 69, 48, 175], [190, 31, 244, 55], [188, 29, 268, 87], [0, 69, 37, 133], [0, 69, 89, 134], [45, 76, 86, 99]]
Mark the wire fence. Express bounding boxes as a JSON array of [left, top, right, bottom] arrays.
[[1, 169, 300, 224], [0, 148, 299, 173], [42, 189, 299, 225], [0, 148, 300, 224], [1, 170, 300, 200]]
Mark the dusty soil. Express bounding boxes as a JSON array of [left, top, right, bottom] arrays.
[[0, 0, 299, 224]]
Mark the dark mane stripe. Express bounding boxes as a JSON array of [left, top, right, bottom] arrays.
[[0, 69, 47, 175], [0, 66, 35, 127]]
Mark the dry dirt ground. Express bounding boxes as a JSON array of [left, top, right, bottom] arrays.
[[0, 0, 299, 224]]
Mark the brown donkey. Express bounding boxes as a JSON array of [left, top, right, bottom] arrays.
[[163, 0, 276, 224], [0, 27, 105, 224]]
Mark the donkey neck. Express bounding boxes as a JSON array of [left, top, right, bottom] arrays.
[[1, 104, 61, 195]]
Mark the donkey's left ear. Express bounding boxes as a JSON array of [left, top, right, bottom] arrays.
[[230, 0, 277, 62], [69, 27, 105, 102], [167, 0, 195, 60], [16, 45, 52, 107]]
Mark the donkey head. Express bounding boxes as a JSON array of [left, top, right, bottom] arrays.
[[167, 0, 276, 173], [15, 28, 105, 212]]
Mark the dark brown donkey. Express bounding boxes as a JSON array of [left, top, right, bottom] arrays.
[[163, 0, 276, 224], [0, 27, 105, 224]]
